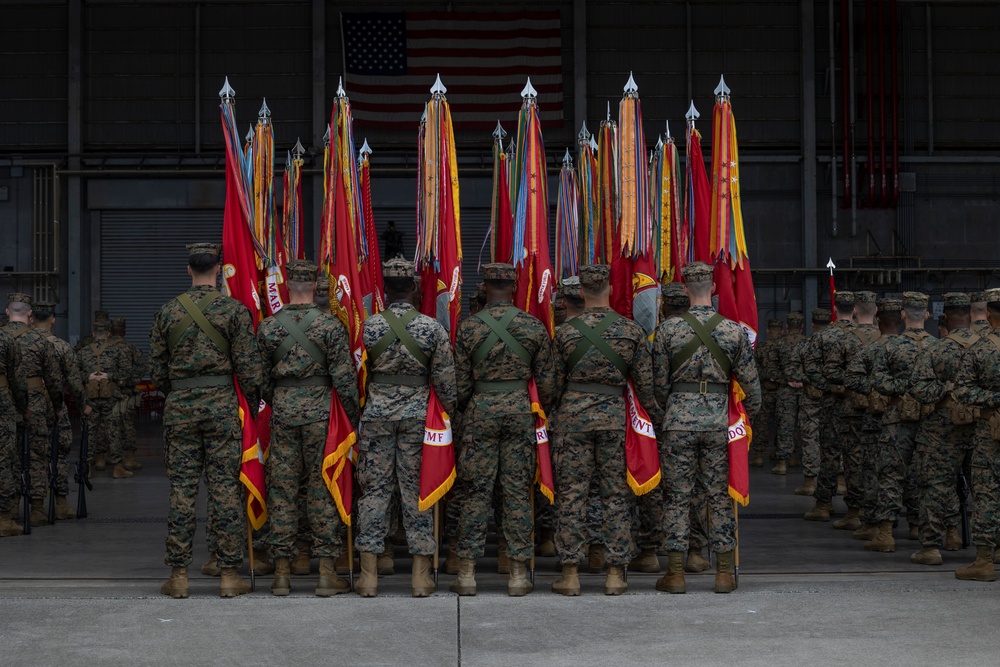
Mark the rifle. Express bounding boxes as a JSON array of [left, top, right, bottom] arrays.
[[47, 419, 60, 524], [20, 425, 31, 535], [958, 468, 971, 549], [74, 422, 92, 519]]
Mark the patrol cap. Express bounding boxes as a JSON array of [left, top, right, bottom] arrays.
[[970, 291, 988, 304], [681, 261, 713, 284], [483, 263, 516, 281], [942, 292, 971, 308], [984, 288, 1000, 304], [286, 260, 319, 283], [812, 308, 830, 323], [315, 276, 330, 298], [33, 302, 55, 314], [94, 309, 110, 321], [578, 264, 610, 292], [7, 292, 31, 305], [834, 291, 856, 307], [661, 282, 690, 307], [902, 291, 929, 309], [560, 276, 581, 298], [186, 242, 221, 258], [786, 311, 804, 326], [767, 319, 783, 329], [382, 257, 414, 279], [855, 291, 877, 304], [878, 297, 902, 312], [110, 317, 126, 328]]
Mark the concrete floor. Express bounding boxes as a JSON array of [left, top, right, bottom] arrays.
[[1, 419, 998, 667]]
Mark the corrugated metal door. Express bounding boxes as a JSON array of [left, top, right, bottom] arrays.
[[100, 210, 222, 355]]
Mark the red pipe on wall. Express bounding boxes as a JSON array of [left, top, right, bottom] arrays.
[[841, 0, 852, 207], [865, 0, 876, 207], [890, 0, 900, 206], [877, 0, 888, 207]]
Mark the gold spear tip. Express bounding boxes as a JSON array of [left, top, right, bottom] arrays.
[[218, 76, 236, 101]]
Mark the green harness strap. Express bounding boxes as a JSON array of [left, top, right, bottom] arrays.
[[272, 308, 326, 367], [169, 292, 229, 355], [565, 312, 629, 379], [368, 308, 428, 368], [472, 309, 532, 369], [671, 312, 730, 377]]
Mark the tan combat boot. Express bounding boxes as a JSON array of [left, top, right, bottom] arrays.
[[291, 541, 311, 575], [587, 543, 606, 573], [123, 452, 143, 470], [0, 511, 23, 537], [497, 539, 511, 574], [536, 529, 556, 558], [200, 554, 221, 576], [54, 496, 76, 520], [507, 560, 533, 597], [715, 551, 737, 594], [605, 565, 628, 596], [317, 557, 351, 596], [945, 526, 963, 552], [443, 536, 459, 575], [219, 567, 251, 597], [335, 550, 354, 575], [377, 547, 395, 576], [836, 474, 847, 497], [29, 500, 48, 527], [552, 563, 581, 596], [955, 547, 997, 582], [804, 500, 832, 522], [251, 547, 274, 576], [685, 549, 710, 573], [793, 476, 816, 496], [410, 554, 436, 598], [833, 507, 861, 531], [749, 451, 764, 467], [908, 523, 920, 541], [271, 557, 291, 596], [449, 557, 477, 596], [655, 552, 686, 594], [356, 552, 378, 597], [852, 523, 879, 541], [771, 460, 787, 475], [788, 452, 801, 468], [864, 521, 896, 553], [628, 548, 661, 573], [911, 547, 943, 566], [94, 454, 106, 471], [160, 566, 189, 599], [112, 464, 133, 479]]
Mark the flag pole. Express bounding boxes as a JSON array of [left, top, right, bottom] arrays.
[[733, 498, 740, 589], [347, 523, 355, 590], [433, 502, 440, 585], [247, 520, 256, 592], [529, 491, 536, 584]]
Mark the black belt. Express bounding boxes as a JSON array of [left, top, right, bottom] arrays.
[[672, 381, 728, 395], [275, 376, 332, 388], [369, 373, 428, 387], [170, 375, 233, 390], [565, 382, 622, 396], [475, 379, 528, 392]]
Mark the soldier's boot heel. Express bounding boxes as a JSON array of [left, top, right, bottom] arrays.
[[587, 543, 606, 573], [910, 547, 943, 566], [605, 565, 628, 596], [507, 560, 533, 597], [450, 557, 477, 596], [291, 541, 311, 575], [316, 557, 351, 596], [628, 548, 661, 573], [356, 552, 379, 597], [112, 464, 133, 479], [944, 526, 963, 552], [803, 501, 832, 522], [551, 564, 581, 596], [54, 496, 76, 520], [536, 529, 556, 558], [955, 547, 997, 582], [29, 500, 48, 527], [377, 547, 395, 576], [200, 554, 221, 576], [684, 549, 710, 573], [833, 507, 861, 531], [655, 552, 686, 594], [160, 567, 189, 599], [410, 554, 436, 598], [219, 567, 251, 597], [864, 521, 896, 553], [0, 512, 24, 537], [271, 558, 291, 596], [714, 551, 736, 594], [443, 536, 460, 575]]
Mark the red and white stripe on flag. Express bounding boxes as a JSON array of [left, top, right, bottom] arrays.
[[341, 11, 564, 131]]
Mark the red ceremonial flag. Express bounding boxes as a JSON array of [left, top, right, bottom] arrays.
[[829, 265, 837, 323], [686, 124, 712, 264], [727, 381, 753, 506], [529, 377, 554, 504], [322, 390, 357, 526], [359, 148, 385, 315], [624, 380, 661, 495], [418, 388, 456, 511], [341, 11, 564, 131], [490, 127, 514, 264]]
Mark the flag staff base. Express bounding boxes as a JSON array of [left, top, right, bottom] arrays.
[[347, 523, 355, 591], [433, 503, 440, 585], [247, 521, 256, 592], [733, 499, 740, 589], [529, 492, 535, 585]]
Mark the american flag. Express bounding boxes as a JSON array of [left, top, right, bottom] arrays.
[[341, 11, 564, 131]]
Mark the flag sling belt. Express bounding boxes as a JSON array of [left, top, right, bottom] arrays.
[[564, 312, 627, 396], [472, 310, 529, 392], [669, 313, 730, 394], [271, 308, 332, 387], [367, 308, 430, 386], [167, 291, 234, 390]]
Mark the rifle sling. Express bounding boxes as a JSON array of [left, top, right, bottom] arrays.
[[565, 313, 629, 379], [168, 292, 228, 354], [272, 308, 326, 368], [672, 313, 731, 377], [472, 309, 532, 369]]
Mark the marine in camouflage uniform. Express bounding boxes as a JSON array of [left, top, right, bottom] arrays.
[[110, 318, 147, 471], [4, 293, 64, 527], [909, 293, 979, 565], [257, 260, 359, 596], [149, 243, 263, 598], [0, 323, 28, 536], [78, 320, 133, 479], [74, 309, 110, 353], [970, 291, 991, 335], [651, 262, 761, 594], [866, 292, 935, 553], [549, 265, 661, 596], [952, 287, 1000, 581], [31, 303, 91, 519], [451, 263, 556, 597], [844, 298, 900, 540], [789, 310, 830, 495], [751, 320, 784, 466], [354, 258, 455, 598], [772, 311, 805, 474]]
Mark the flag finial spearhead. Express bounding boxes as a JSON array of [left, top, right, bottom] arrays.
[[590, 135, 598, 152], [714, 74, 731, 100], [359, 138, 372, 160], [521, 77, 537, 99], [606, 101, 611, 122], [285, 150, 292, 168], [431, 73, 447, 96], [258, 98, 271, 121], [686, 100, 700, 123], [292, 137, 305, 159], [323, 124, 330, 146], [655, 136, 664, 150], [665, 120, 672, 140], [578, 121, 590, 142], [218, 76, 235, 102], [493, 120, 507, 142], [336, 77, 346, 99], [245, 124, 254, 144], [623, 71, 638, 95], [827, 257, 836, 272], [562, 147, 573, 167]]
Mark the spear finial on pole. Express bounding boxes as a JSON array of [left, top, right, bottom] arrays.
[[686, 100, 700, 125], [336, 77, 346, 99], [359, 138, 372, 162], [258, 98, 271, 124], [714, 74, 731, 101], [521, 77, 537, 99], [323, 124, 330, 147], [578, 121, 590, 143], [606, 101, 611, 122], [493, 120, 507, 142], [590, 135, 598, 152], [562, 147, 573, 167], [285, 149, 292, 169], [292, 138, 305, 160], [665, 120, 673, 142], [245, 124, 254, 144], [219, 76, 236, 103], [827, 257, 836, 273], [623, 71, 638, 96], [431, 73, 447, 97]]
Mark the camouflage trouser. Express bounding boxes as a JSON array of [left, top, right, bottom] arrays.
[[88, 397, 123, 467], [814, 396, 845, 504], [872, 417, 920, 524], [839, 413, 865, 509], [587, 476, 603, 543], [751, 388, 778, 453], [455, 413, 535, 562], [688, 480, 709, 551], [536, 488, 556, 532], [798, 394, 822, 477], [970, 425, 1000, 548], [552, 429, 635, 567], [17, 409, 51, 501], [164, 414, 244, 568], [55, 411, 73, 496], [858, 421, 881, 520], [0, 414, 16, 512], [635, 485, 665, 551], [916, 413, 974, 547], [266, 419, 344, 559], [775, 386, 800, 461], [355, 418, 434, 556], [662, 429, 736, 553], [122, 398, 137, 454]]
